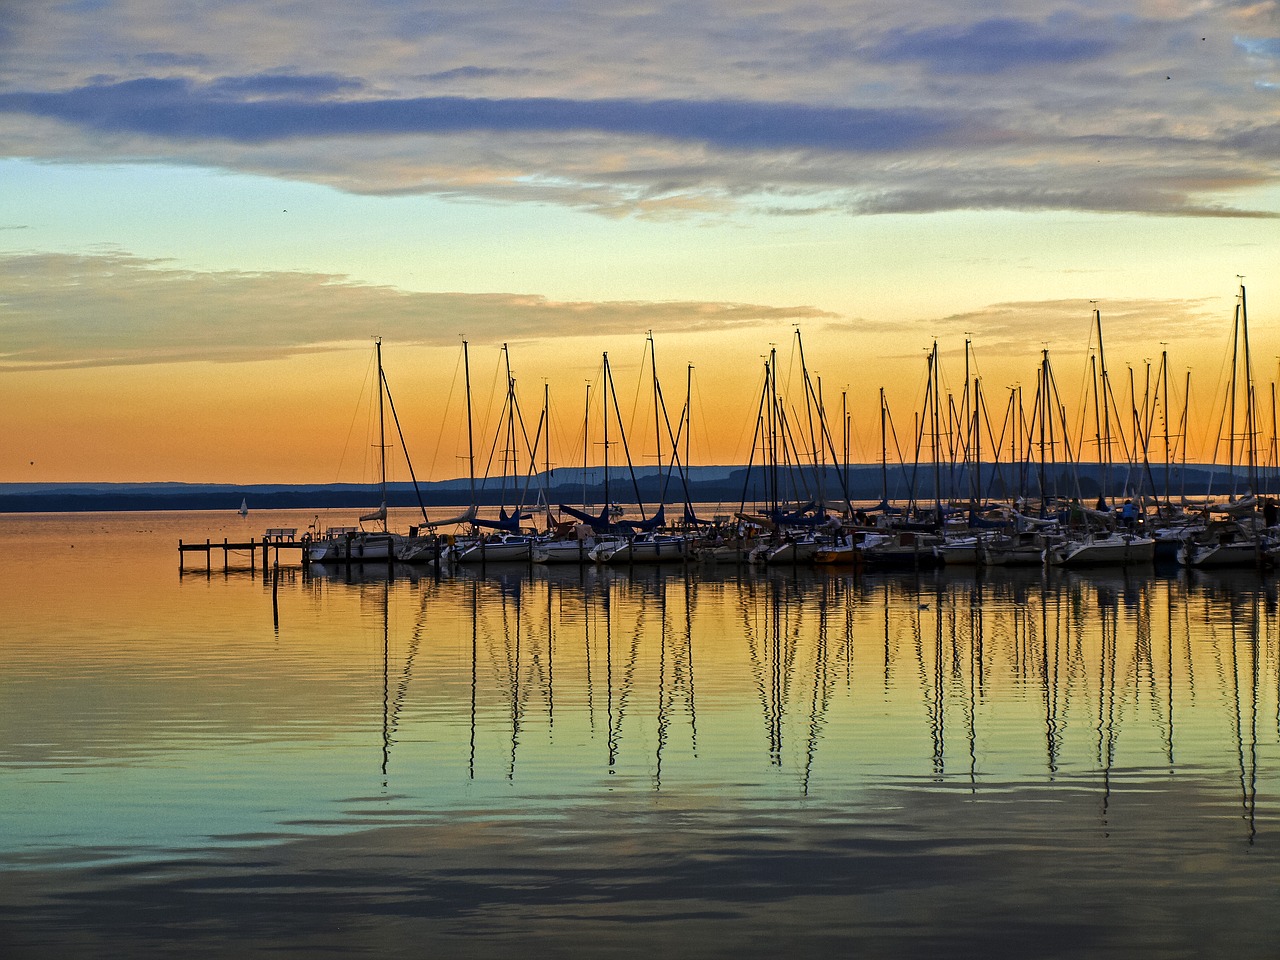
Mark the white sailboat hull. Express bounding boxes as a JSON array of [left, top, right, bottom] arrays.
[[591, 535, 690, 563], [308, 532, 396, 562], [1178, 540, 1262, 567], [532, 539, 596, 564], [1045, 534, 1154, 566], [454, 537, 533, 563]]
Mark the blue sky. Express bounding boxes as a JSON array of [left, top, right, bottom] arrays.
[[3, 0, 1280, 480]]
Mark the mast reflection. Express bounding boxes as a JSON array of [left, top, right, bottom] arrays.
[[296, 562, 1278, 842]]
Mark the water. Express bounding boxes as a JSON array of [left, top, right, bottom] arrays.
[[3, 510, 1279, 958]]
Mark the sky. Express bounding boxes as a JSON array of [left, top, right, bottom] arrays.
[[3, 0, 1280, 484]]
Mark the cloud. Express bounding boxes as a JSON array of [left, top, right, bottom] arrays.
[[902, 298, 1227, 361], [874, 17, 1119, 74], [1234, 35, 1280, 57], [418, 66, 540, 83], [0, 77, 967, 153], [1, 3, 1277, 219], [0, 252, 836, 371]]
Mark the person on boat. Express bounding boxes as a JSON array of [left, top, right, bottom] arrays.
[[1265, 498, 1278, 528], [1121, 499, 1137, 530]]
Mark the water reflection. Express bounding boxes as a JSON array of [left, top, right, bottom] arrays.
[[294, 559, 1280, 843], [5, 514, 1280, 957]]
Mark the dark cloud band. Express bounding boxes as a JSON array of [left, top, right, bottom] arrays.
[[0, 76, 965, 152]]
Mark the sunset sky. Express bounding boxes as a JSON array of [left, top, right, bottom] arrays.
[[4, 0, 1280, 484]]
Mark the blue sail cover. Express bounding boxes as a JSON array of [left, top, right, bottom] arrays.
[[764, 503, 829, 528], [557, 504, 613, 531], [472, 508, 532, 532], [967, 507, 1007, 528], [620, 504, 666, 533]]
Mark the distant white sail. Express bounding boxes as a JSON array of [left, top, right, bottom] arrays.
[[238, 498, 249, 517]]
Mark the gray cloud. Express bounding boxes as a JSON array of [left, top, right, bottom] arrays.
[[418, 66, 540, 83], [873, 16, 1119, 74], [0, 252, 836, 371], [0, 77, 967, 152], [895, 298, 1226, 361], [0, 2, 1276, 218]]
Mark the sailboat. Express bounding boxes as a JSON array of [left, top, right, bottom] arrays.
[[238, 498, 248, 518], [1180, 282, 1269, 568], [308, 339, 398, 564], [535, 381, 601, 563]]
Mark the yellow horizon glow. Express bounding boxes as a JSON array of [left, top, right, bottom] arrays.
[[6, 305, 1277, 485]]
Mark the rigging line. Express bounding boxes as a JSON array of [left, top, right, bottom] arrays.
[[477, 381, 510, 490], [604, 355, 649, 516], [730, 363, 771, 474], [427, 344, 464, 482], [474, 347, 506, 468], [625, 338, 651, 460], [1194, 312, 1238, 469], [329, 347, 379, 487], [512, 393, 548, 509], [381, 374, 431, 523]]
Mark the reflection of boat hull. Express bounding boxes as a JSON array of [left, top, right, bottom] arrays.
[[1045, 534, 1155, 566]]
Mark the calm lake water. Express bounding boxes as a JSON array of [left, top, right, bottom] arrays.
[[3, 510, 1280, 958]]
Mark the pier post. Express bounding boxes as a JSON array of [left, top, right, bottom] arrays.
[[179, 538, 185, 575], [223, 538, 229, 573]]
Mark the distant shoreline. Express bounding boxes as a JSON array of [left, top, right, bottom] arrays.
[[0, 463, 1264, 512]]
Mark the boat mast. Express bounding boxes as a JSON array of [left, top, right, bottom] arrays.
[[463, 339, 476, 507], [1162, 348, 1171, 508], [795, 328, 823, 509], [769, 347, 779, 514], [375, 336, 387, 530], [1180, 370, 1191, 505], [602, 352, 611, 514], [685, 363, 694, 519], [502, 343, 515, 508], [973, 377, 982, 512], [544, 380, 551, 525], [685, 363, 693, 489], [1098, 308, 1114, 507], [1038, 349, 1049, 512], [842, 389, 850, 510], [649, 330, 662, 510], [1240, 281, 1258, 494], [879, 386, 888, 508], [932, 340, 942, 524]]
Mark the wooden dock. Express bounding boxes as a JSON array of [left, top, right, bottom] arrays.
[[179, 528, 309, 573]]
